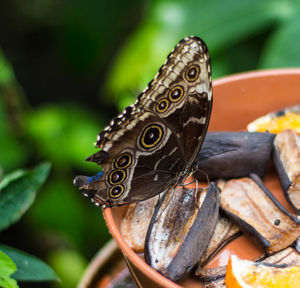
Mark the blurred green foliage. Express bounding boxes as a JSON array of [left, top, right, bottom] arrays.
[[106, 0, 300, 110], [1, 0, 300, 287], [0, 163, 59, 287], [48, 249, 87, 288], [25, 106, 102, 170]]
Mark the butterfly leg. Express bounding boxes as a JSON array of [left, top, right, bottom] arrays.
[[193, 179, 199, 209], [180, 177, 197, 186], [154, 186, 177, 223], [192, 162, 210, 186]]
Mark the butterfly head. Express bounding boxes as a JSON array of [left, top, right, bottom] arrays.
[[74, 172, 110, 208]]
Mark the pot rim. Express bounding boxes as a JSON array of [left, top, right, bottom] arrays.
[[213, 68, 300, 86], [102, 67, 300, 288]]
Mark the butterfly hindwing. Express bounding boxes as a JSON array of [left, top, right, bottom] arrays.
[[82, 111, 183, 206]]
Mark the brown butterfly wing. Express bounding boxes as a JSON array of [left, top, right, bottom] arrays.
[[74, 36, 212, 207]]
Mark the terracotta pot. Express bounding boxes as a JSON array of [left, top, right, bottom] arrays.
[[103, 69, 300, 288], [78, 239, 120, 288], [78, 239, 136, 288]]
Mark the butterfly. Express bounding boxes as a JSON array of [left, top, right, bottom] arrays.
[[74, 36, 213, 208]]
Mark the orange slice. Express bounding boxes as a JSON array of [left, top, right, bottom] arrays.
[[225, 255, 300, 288], [247, 105, 300, 135]]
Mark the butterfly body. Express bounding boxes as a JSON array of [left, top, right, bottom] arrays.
[[74, 36, 212, 208]]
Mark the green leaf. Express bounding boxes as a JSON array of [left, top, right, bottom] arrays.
[[260, 12, 300, 68], [0, 170, 26, 191], [0, 250, 18, 288], [0, 162, 51, 231], [0, 245, 59, 282]]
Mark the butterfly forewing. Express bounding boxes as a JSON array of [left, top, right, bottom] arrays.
[[133, 37, 212, 168], [74, 36, 212, 207]]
